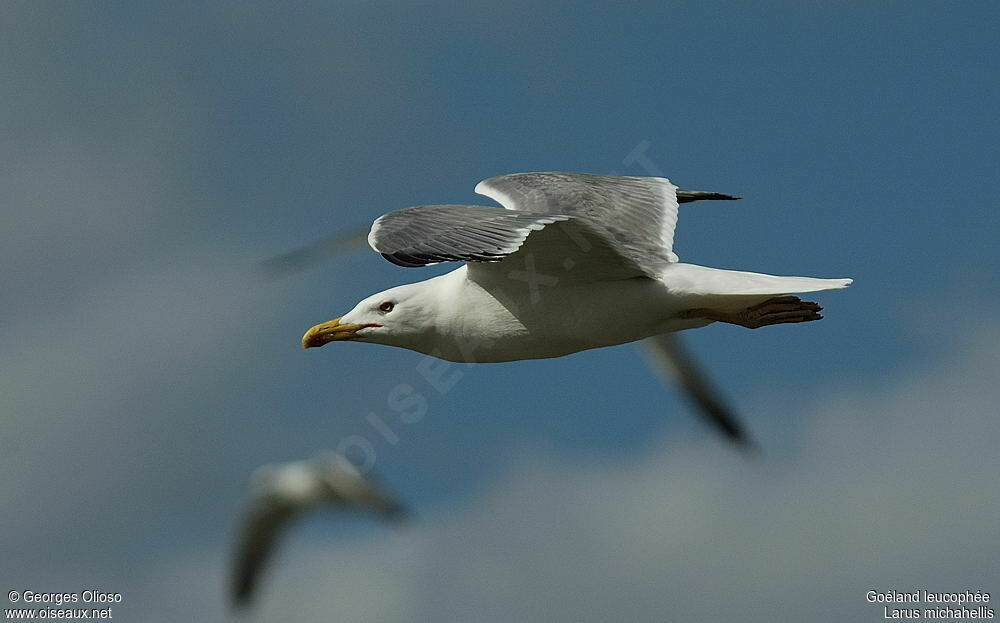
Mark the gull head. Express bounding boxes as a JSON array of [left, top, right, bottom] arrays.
[[301, 281, 438, 351]]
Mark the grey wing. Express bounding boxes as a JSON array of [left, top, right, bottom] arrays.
[[317, 454, 409, 522], [343, 473, 410, 523], [368, 204, 570, 268], [231, 498, 300, 607], [359, 486, 409, 524], [642, 334, 756, 451], [475, 172, 679, 267]]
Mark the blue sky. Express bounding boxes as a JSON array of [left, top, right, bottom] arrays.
[[2, 2, 998, 620]]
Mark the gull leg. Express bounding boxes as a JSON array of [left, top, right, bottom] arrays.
[[680, 296, 823, 329]]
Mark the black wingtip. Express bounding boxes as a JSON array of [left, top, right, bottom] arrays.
[[732, 432, 763, 458], [676, 190, 742, 204], [383, 501, 412, 526], [382, 252, 429, 268], [231, 577, 255, 610], [708, 413, 760, 456]]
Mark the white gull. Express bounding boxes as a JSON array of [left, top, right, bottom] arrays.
[[301, 172, 852, 443]]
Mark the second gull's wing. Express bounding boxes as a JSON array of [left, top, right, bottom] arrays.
[[231, 497, 300, 607], [641, 333, 756, 451]]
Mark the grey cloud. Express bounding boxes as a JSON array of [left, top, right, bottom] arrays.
[[117, 314, 1000, 622]]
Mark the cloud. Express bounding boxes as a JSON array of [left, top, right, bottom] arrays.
[[0, 248, 293, 558], [121, 311, 1000, 622]]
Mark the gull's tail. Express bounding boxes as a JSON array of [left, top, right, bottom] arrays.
[[663, 263, 852, 298]]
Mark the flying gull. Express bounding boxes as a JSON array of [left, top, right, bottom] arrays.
[[230, 452, 406, 607], [265, 184, 750, 444], [298, 172, 852, 444]]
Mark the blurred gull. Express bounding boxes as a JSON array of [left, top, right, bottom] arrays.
[[287, 172, 851, 447], [230, 452, 406, 607]]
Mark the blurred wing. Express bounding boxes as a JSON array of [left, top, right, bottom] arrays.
[[641, 333, 756, 451], [258, 227, 370, 278], [231, 498, 299, 607], [316, 454, 411, 525]]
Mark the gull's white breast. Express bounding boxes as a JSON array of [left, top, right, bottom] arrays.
[[418, 266, 697, 363]]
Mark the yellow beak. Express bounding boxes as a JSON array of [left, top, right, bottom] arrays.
[[301, 317, 370, 349]]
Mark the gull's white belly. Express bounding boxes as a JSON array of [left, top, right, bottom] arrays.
[[424, 269, 701, 363]]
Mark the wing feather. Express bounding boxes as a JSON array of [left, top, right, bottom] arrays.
[[368, 204, 569, 268], [475, 172, 680, 265]]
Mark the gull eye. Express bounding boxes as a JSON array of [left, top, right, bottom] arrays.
[[378, 301, 395, 313]]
